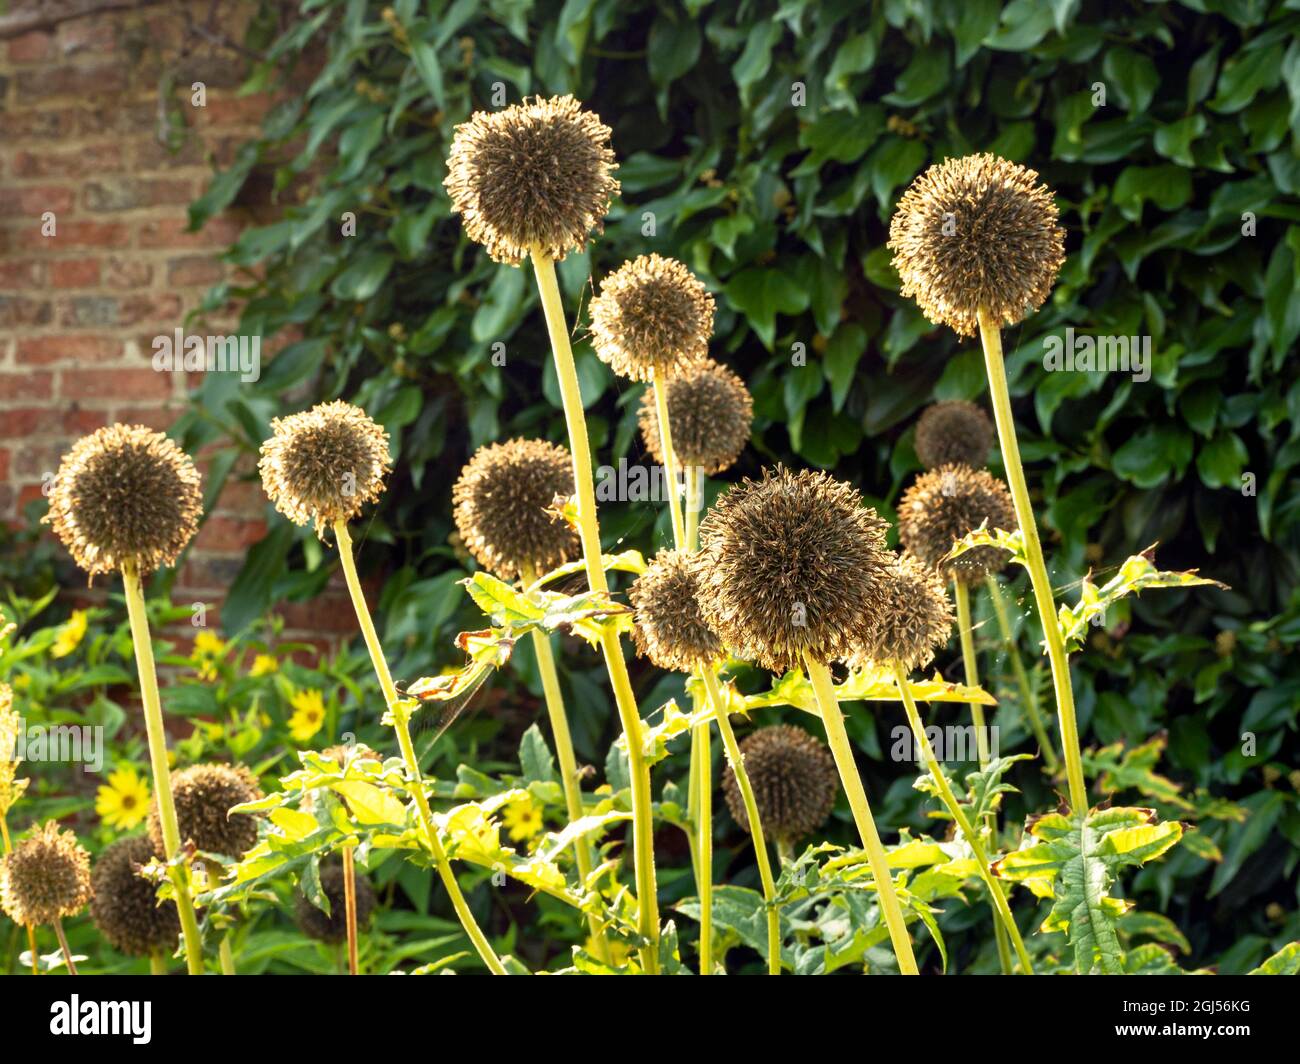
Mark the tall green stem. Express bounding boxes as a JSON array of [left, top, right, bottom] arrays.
[[684, 465, 701, 550], [692, 704, 713, 974], [977, 305, 1087, 815], [52, 916, 77, 975], [121, 563, 205, 976], [150, 952, 166, 975], [218, 935, 236, 976], [333, 521, 507, 975], [342, 843, 360, 975], [985, 575, 1058, 772], [529, 249, 660, 972], [803, 653, 918, 975], [652, 372, 686, 547]]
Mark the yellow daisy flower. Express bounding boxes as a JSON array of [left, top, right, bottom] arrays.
[[287, 689, 326, 743], [51, 609, 89, 658], [193, 630, 227, 682], [95, 766, 151, 830], [501, 796, 544, 843], [249, 654, 278, 677]]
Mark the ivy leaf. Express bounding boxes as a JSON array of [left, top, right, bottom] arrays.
[[724, 267, 811, 349]]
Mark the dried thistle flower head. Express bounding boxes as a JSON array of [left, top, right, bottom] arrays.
[[444, 94, 619, 265], [589, 254, 715, 382], [89, 835, 180, 957], [452, 438, 581, 581], [0, 683, 28, 820], [295, 857, 376, 944], [897, 465, 1017, 583], [0, 821, 92, 926], [692, 467, 891, 673], [639, 358, 752, 475], [259, 400, 391, 538], [44, 424, 202, 578], [722, 725, 837, 846], [148, 763, 264, 860], [914, 400, 995, 471], [846, 552, 954, 673], [628, 549, 723, 673], [888, 153, 1065, 337]]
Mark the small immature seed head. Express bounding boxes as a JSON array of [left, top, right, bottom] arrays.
[[897, 465, 1018, 583], [722, 725, 838, 846], [45, 424, 202, 579], [846, 552, 954, 673], [444, 94, 619, 266], [148, 763, 264, 860], [295, 857, 376, 944], [0, 821, 92, 927], [692, 467, 892, 674], [589, 254, 715, 382], [888, 153, 1065, 338], [452, 438, 580, 581], [629, 549, 723, 673], [259, 400, 392, 539], [914, 400, 995, 471], [638, 358, 753, 475], [89, 835, 180, 957]]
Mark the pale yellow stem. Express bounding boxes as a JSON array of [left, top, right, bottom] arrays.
[[218, 934, 236, 976], [652, 371, 686, 546], [985, 575, 1058, 772], [52, 916, 77, 975], [343, 843, 359, 975]]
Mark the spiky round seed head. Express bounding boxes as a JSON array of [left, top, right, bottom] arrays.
[[44, 424, 202, 579], [638, 358, 753, 475], [723, 725, 838, 845], [89, 835, 180, 956], [294, 858, 376, 944], [0, 821, 92, 926], [452, 438, 580, 581], [589, 254, 715, 382], [888, 153, 1065, 338], [692, 467, 892, 674], [148, 763, 264, 860], [259, 400, 391, 539], [444, 94, 619, 266], [897, 465, 1018, 583], [846, 553, 954, 673], [628, 549, 723, 673], [914, 400, 995, 471]]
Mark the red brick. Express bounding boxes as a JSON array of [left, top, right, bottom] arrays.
[[16, 483, 46, 511], [0, 186, 76, 218], [212, 478, 264, 513], [138, 215, 242, 249], [50, 258, 101, 288], [195, 515, 268, 552], [16, 335, 118, 365], [113, 405, 179, 431], [18, 62, 129, 100], [13, 443, 63, 479], [117, 294, 183, 327], [57, 296, 117, 328], [0, 108, 77, 139], [84, 177, 192, 212], [194, 95, 271, 127], [0, 260, 44, 287], [0, 406, 105, 439], [0, 372, 53, 400], [13, 144, 124, 179], [167, 256, 225, 286], [0, 449, 9, 482], [56, 15, 118, 56], [0, 297, 53, 327], [102, 256, 153, 288], [8, 31, 54, 63], [62, 368, 172, 402], [18, 220, 129, 249]]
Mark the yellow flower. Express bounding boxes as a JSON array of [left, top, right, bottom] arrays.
[[287, 689, 326, 743], [193, 630, 227, 682], [501, 796, 544, 842], [51, 610, 88, 658], [249, 654, 278, 677], [12, 674, 30, 691], [95, 766, 150, 830], [0, 684, 29, 819]]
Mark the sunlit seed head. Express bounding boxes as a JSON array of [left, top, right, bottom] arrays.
[[148, 762, 264, 860], [44, 424, 202, 579], [692, 467, 891, 674], [722, 725, 838, 846], [452, 438, 580, 581], [295, 857, 376, 944], [897, 465, 1017, 583], [0, 821, 92, 927], [914, 400, 995, 471], [629, 549, 723, 673], [888, 153, 1065, 338], [845, 552, 954, 673], [259, 400, 391, 539], [638, 358, 753, 475], [589, 254, 715, 382], [444, 94, 619, 266], [89, 835, 179, 957]]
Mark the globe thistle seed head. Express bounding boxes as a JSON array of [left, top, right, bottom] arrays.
[[295, 857, 376, 944], [0, 821, 92, 926], [914, 400, 995, 471], [897, 465, 1018, 583], [846, 552, 954, 673], [444, 94, 619, 266], [628, 549, 723, 673], [692, 467, 892, 673], [89, 835, 180, 957], [148, 762, 264, 860], [452, 438, 580, 581], [638, 358, 753, 475], [259, 400, 392, 539], [888, 153, 1065, 338], [723, 725, 838, 846], [44, 424, 202, 579], [589, 254, 715, 382]]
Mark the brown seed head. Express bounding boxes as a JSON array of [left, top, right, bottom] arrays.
[[897, 465, 1017, 583], [259, 400, 391, 539], [89, 835, 180, 957], [452, 438, 580, 581], [692, 467, 891, 673], [444, 94, 619, 265], [149, 763, 264, 860], [44, 424, 202, 578], [723, 725, 838, 846], [0, 821, 92, 926], [639, 358, 752, 475], [295, 857, 376, 944], [846, 552, 954, 673], [629, 549, 723, 673], [589, 254, 715, 382], [888, 153, 1065, 337], [914, 400, 995, 471]]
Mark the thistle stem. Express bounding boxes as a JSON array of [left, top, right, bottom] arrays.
[[218, 934, 236, 976], [342, 843, 360, 975], [150, 952, 166, 976], [684, 465, 701, 550], [1, 819, 40, 977], [52, 916, 77, 975], [531, 247, 660, 973], [699, 668, 781, 975], [333, 520, 507, 975], [803, 653, 918, 975], [693, 709, 713, 974], [985, 575, 1058, 772], [892, 659, 1033, 974], [652, 371, 686, 547], [976, 305, 1087, 815], [121, 562, 205, 976]]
